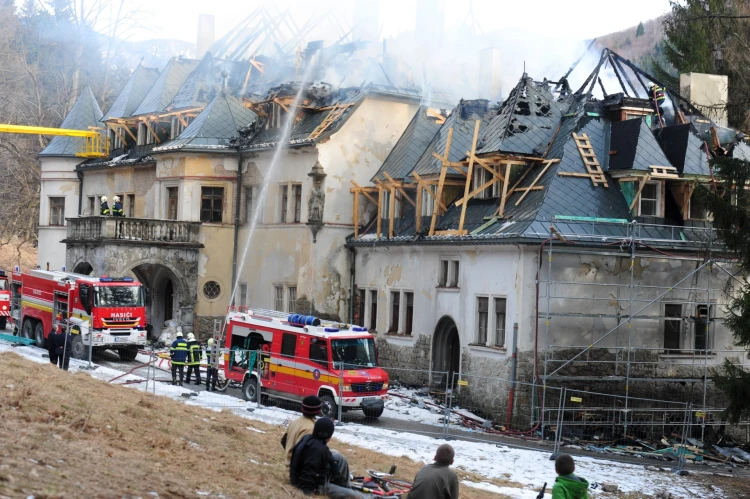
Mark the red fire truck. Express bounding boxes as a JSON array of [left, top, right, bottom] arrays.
[[223, 308, 389, 418], [10, 269, 148, 360], [0, 270, 10, 330]]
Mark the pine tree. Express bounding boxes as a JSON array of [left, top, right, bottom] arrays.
[[636, 21, 645, 37], [699, 157, 750, 423]]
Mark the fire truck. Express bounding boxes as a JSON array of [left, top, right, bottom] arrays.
[[223, 308, 389, 418], [0, 270, 10, 330], [10, 269, 148, 360]]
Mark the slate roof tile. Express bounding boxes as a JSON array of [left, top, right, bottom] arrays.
[[104, 65, 160, 119], [132, 58, 200, 117], [40, 87, 103, 157]]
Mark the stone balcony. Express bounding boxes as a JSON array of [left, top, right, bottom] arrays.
[[63, 216, 203, 248]]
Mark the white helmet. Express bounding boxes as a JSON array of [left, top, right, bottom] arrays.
[[113, 195, 120, 202], [187, 332, 196, 341], [100, 195, 107, 202], [207, 338, 214, 346], [175, 331, 183, 337]]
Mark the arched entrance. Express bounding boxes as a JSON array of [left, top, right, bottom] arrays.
[[72, 262, 93, 275], [131, 263, 183, 340], [432, 316, 461, 388]]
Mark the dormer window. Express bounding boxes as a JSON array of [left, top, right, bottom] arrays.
[[171, 116, 192, 139], [638, 181, 662, 217]]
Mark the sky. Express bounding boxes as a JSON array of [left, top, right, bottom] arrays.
[[124, 0, 674, 44]]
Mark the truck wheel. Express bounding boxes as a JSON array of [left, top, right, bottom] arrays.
[[22, 319, 34, 339], [363, 406, 384, 418], [320, 394, 338, 419], [70, 336, 87, 360], [34, 322, 45, 348], [242, 377, 258, 402], [0, 317, 6, 330], [118, 346, 139, 362]]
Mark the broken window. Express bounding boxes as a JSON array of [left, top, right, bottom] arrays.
[[404, 292, 414, 335], [49, 197, 65, 226], [477, 297, 489, 344], [438, 260, 449, 286], [663, 303, 682, 352], [389, 291, 400, 333], [421, 186, 435, 217], [494, 298, 506, 347], [694, 305, 712, 351], [109, 129, 123, 149], [292, 184, 302, 223], [689, 189, 708, 220], [170, 116, 192, 139], [274, 285, 284, 311], [639, 181, 661, 217], [280, 185, 288, 223], [369, 290, 378, 331], [287, 286, 297, 313], [200, 187, 224, 223], [167, 187, 179, 220], [137, 123, 146, 146]]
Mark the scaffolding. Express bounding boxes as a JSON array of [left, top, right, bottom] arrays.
[[536, 219, 749, 438]]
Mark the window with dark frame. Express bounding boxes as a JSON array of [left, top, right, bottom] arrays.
[[694, 305, 711, 351], [369, 290, 377, 331], [494, 298, 506, 347], [309, 340, 329, 368], [390, 291, 400, 333], [293, 184, 302, 223], [357, 288, 366, 327], [200, 187, 224, 223], [280, 185, 288, 222], [439, 260, 449, 286], [281, 333, 296, 357], [287, 286, 297, 313], [88, 196, 95, 216], [639, 182, 661, 217], [477, 297, 489, 344], [49, 197, 65, 226], [167, 187, 178, 220], [274, 285, 284, 311], [663, 303, 682, 352], [449, 260, 460, 287], [405, 292, 414, 335]]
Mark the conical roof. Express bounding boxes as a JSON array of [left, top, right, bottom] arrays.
[[39, 87, 103, 157]]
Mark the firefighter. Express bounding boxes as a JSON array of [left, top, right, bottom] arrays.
[[100, 196, 110, 216], [170, 331, 188, 386], [112, 195, 124, 217], [649, 84, 666, 117], [205, 337, 219, 391], [185, 332, 203, 385], [53, 316, 72, 371]]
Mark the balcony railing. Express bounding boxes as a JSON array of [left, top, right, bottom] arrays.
[[65, 216, 202, 245]]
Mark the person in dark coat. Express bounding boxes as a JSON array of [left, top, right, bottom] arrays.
[[289, 417, 366, 499], [53, 319, 72, 371], [47, 321, 59, 366], [185, 332, 203, 385], [170, 331, 188, 386], [205, 338, 219, 391]]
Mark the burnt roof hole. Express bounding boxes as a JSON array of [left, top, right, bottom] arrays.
[[515, 101, 531, 116], [535, 102, 551, 116], [507, 118, 528, 136]]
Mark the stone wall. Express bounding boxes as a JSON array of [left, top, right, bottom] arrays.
[[195, 315, 225, 341], [375, 334, 432, 387]]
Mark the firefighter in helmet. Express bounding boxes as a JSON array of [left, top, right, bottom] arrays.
[[170, 331, 188, 386], [649, 84, 666, 117], [112, 196, 124, 217], [100, 196, 110, 216], [185, 332, 203, 385], [205, 337, 219, 392]]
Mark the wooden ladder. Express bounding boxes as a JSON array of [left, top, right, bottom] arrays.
[[309, 104, 350, 141], [572, 132, 608, 187]]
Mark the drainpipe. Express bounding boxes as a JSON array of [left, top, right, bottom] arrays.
[[77, 169, 84, 215], [348, 246, 356, 323], [231, 149, 244, 304], [505, 322, 519, 429]]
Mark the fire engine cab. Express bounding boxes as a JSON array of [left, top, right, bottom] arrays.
[[223, 308, 389, 418], [0, 270, 9, 330], [10, 269, 148, 360]]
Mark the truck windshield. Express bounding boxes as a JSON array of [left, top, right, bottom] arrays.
[[0, 280, 6, 290], [94, 285, 143, 307], [331, 338, 378, 369]]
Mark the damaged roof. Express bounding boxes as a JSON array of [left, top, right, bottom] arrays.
[[153, 93, 258, 152], [653, 124, 711, 176], [166, 54, 250, 112], [372, 106, 446, 182], [104, 65, 161, 119], [132, 57, 200, 117], [40, 87, 103, 157], [609, 118, 672, 172]]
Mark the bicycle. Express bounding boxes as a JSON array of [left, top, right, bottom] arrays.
[[350, 466, 413, 497]]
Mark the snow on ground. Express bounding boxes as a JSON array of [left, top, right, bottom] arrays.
[[0, 341, 723, 498]]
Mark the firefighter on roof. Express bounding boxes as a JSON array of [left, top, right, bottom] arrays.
[[100, 196, 110, 216], [649, 84, 666, 116], [112, 196, 124, 217], [170, 331, 188, 386], [185, 332, 203, 385]]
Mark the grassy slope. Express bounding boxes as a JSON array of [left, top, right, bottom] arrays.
[[0, 352, 512, 498]]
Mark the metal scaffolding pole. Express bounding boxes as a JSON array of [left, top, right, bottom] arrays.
[[624, 227, 636, 436], [702, 257, 712, 441]]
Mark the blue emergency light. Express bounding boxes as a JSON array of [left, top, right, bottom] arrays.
[[324, 327, 340, 333], [350, 326, 367, 332], [287, 314, 321, 327]]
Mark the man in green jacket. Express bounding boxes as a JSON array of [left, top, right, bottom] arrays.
[[552, 454, 589, 499]]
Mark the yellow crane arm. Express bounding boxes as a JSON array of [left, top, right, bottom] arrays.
[[0, 124, 99, 138]]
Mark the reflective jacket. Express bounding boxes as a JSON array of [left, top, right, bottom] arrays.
[[113, 201, 124, 217], [187, 340, 203, 366], [100, 202, 110, 216], [652, 85, 666, 103], [206, 342, 219, 367], [170, 338, 188, 365]]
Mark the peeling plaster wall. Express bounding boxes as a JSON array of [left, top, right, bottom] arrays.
[[236, 96, 419, 320], [38, 157, 82, 271]]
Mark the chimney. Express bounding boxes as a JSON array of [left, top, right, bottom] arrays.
[[196, 14, 215, 59], [679, 72, 729, 127]]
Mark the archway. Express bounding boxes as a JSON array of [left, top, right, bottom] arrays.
[[72, 262, 93, 275], [130, 263, 183, 340], [432, 316, 461, 389]]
